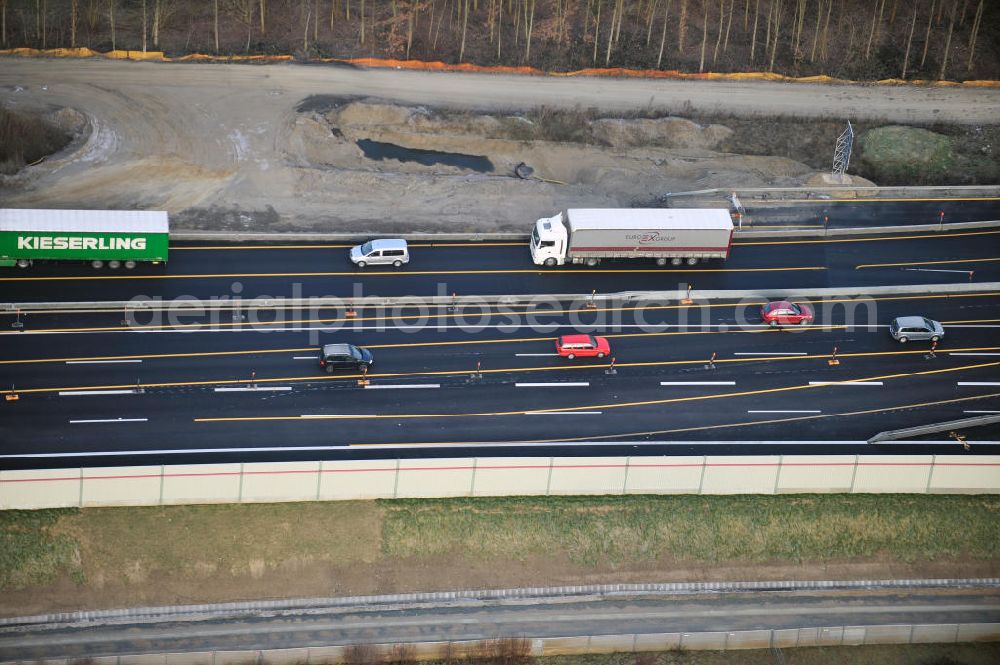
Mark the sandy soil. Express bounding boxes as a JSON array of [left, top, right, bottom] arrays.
[[2, 58, 998, 233]]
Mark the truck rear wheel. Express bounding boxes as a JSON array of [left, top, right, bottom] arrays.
[[585, 258, 599, 267], [670, 258, 683, 266], [91, 260, 104, 269], [655, 258, 668, 266], [16, 259, 30, 268], [686, 257, 699, 266], [108, 260, 121, 269], [124, 260, 137, 270]]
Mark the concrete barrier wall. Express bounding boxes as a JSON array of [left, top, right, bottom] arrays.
[[3, 454, 1000, 509], [2, 623, 997, 665]]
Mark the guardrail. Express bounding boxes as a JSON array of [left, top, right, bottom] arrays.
[[3, 454, 999, 510]]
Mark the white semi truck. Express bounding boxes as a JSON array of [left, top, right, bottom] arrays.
[[530, 208, 734, 267]]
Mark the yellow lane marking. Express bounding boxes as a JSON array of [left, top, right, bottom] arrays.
[[735, 229, 1000, 246], [742, 225, 824, 229], [191, 360, 1000, 423], [171, 242, 523, 250], [857, 257, 1000, 269], [0, 266, 826, 282], [5, 345, 1000, 397]]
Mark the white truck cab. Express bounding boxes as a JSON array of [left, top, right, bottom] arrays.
[[530, 212, 568, 266]]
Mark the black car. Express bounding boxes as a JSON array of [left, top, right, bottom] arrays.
[[319, 343, 374, 373]]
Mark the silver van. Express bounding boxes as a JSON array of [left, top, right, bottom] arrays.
[[349, 239, 409, 268], [889, 316, 944, 343]]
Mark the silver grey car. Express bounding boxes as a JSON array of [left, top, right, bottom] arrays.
[[889, 316, 944, 343]]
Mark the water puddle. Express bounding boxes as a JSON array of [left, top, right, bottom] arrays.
[[357, 139, 494, 173]]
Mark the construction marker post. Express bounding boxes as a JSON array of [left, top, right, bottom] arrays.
[[950, 431, 970, 452], [605, 356, 617, 375], [134, 378, 145, 394], [357, 365, 370, 386], [345, 304, 357, 318], [969, 271, 975, 282], [585, 289, 598, 310], [681, 284, 694, 305], [468, 360, 483, 383], [4, 385, 18, 402], [11, 309, 23, 330], [705, 352, 716, 370], [939, 210, 945, 231], [448, 292, 458, 313], [828, 346, 840, 366], [925, 340, 938, 360], [250, 370, 257, 389]]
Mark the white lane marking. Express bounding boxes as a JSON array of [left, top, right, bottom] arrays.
[[733, 352, 807, 356], [903, 268, 979, 274], [515, 353, 559, 357], [292, 356, 318, 360], [808, 381, 884, 386], [364, 384, 440, 390], [300, 414, 374, 419], [660, 381, 736, 386], [214, 386, 293, 392], [65, 359, 143, 364], [747, 410, 822, 414], [515, 382, 590, 387], [69, 418, 149, 424], [525, 411, 602, 415], [950, 353, 1000, 356], [59, 390, 135, 396], [958, 382, 1000, 386], [964, 410, 1000, 414]]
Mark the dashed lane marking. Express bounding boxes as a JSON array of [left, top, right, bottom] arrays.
[[363, 384, 441, 390], [857, 257, 1000, 269], [747, 410, 821, 414], [808, 381, 884, 386], [660, 381, 736, 386], [213, 386, 293, 392], [58, 390, 134, 396], [65, 359, 142, 364], [515, 382, 590, 387], [69, 418, 148, 424]]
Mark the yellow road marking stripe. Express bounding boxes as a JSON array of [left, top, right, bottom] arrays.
[[171, 242, 524, 250], [856, 257, 1000, 269], [191, 360, 1000, 422], [771, 196, 1000, 204]]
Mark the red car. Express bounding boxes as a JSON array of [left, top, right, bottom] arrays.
[[556, 334, 611, 359], [761, 301, 814, 327]]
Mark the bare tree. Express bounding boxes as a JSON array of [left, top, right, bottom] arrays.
[[677, 0, 686, 52], [225, 0, 257, 51], [966, 0, 984, 70], [900, 1, 916, 78], [920, 0, 935, 69], [698, 0, 707, 71], [656, 0, 671, 68], [524, 0, 535, 62], [213, 0, 219, 52], [937, 1, 955, 80], [712, 0, 723, 64], [749, 0, 759, 62], [259, 0, 265, 34], [459, 0, 468, 60], [107, 0, 115, 50], [141, 0, 147, 50], [769, 0, 783, 72]]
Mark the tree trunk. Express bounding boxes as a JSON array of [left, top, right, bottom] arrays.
[[712, 0, 723, 64], [303, 0, 311, 50], [108, 0, 115, 50], [698, 0, 708, 71], [645, 0, 657, 47], [524, 0, 535, 62], [809, 0, 820, 62], [70, 0, 77, 47], [722, 0, 733, 54], [213, 0, 219, 52], [656, 0, 671, 68], [604, 0, 616, 65], [768, 0, 782, 72], [313, 0, 319, 42], [406, 4, 414, 57], [967, 0, 984, 71], [592, 0, 601, 63], [750, 0, 759, 62], [360, 0, 364, 45], [459, 0, 468, 60], [920, 0, 935, 69], [864, 0, 879, 59], [141, 0, 146, 51], [900, 2, 916, 78], [1, 0, 5, 48], [677, 0, 686, 52], [937, 2, 955, 80], [820, 0, 832, 61]]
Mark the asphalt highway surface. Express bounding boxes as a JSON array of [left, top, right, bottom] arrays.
[[4, 226, 1000, 303], [2, 286, 999, 468], [1, 590, 998, 659]]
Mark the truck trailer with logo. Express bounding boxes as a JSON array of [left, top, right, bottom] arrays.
[[529, 208, 734, 267], [0, 209, 169, 269]]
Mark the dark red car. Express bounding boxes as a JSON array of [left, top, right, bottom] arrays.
[[555, 334, 611, 359], [761, 301, 814, 327]]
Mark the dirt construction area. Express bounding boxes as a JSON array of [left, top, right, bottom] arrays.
[[2, 58, 999, 233]]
